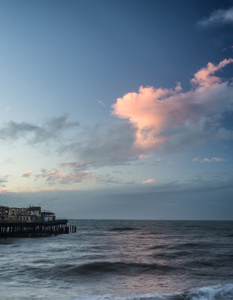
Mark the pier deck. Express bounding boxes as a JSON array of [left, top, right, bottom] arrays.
[[0, 219, 69, 238]]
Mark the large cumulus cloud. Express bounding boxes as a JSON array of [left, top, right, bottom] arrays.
[[112, 59, 233, 153]]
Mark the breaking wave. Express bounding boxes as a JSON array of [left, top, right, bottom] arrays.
[[74, 284, 233, 300]]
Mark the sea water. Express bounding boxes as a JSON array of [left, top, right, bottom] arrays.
[[0, 220, 233, 300]]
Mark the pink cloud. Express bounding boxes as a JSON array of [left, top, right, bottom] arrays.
[[39, 163, 95, 185], [191, 59, 233, 87], [112, 84, 183, 150], [142, 179, 156, 184], [45, 169, 93, 184], [139, 154, 153, 159], [112, 59, 233, 152], [22, 170, 33, 178], [7, 187, 74, 194], [0, 188, 11, 194]]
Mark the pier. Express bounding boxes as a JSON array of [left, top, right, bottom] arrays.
[[0, 219, 69, 238], [0, 205, 73, 239]]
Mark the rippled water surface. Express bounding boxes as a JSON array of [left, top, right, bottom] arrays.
[[1, 220, 233, 299]]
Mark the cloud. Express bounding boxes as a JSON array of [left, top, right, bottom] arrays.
[[191, 59, 233, 87], [142, 179, 156, 184], [0, 60, 232, 168], [1, 171, 233, 219], [152, 158, 174, 165], [0, 176, 8, 187], [112, 59, 233, 153], [97, 100, 106, 108], [198, 6, 233, 27], [0, 188, 11, 194], [139, 154, 153, 160], [193, 157, 227, 163], [0, 114, 79, 144], [22, 170, 33, 178], [60, 120, 139, 166], [37, 163, 94, 185], [0, 187, 74, 194]]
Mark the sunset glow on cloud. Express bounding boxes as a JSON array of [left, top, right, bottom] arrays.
[[191, 59, 233, 87], [22, 170, 33, 178], [0, 188, 11, 194], [40, 167, 94, 185], [112, 59, 233, 152], [142, 179, 156, 184]]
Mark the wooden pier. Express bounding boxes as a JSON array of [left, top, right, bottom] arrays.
[[0, 219, 70, 238]]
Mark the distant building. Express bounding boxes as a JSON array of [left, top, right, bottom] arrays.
[[0, 206, 9, 221], [0, 205, 56, 223], [0, 206, 69, 238]]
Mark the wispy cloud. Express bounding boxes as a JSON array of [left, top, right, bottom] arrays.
[[3, 187, 74, 194], [193, 157, 227, 163], [46, 170, 93, 184], [0, 176, 8, 187], [97, 100, 106, 108], [139, 154, 153, 160], [0, 188, 11, 194], [37, 163, 94, 185], [0, 114, 79, 144], [198, 6, 233, 27], [142, 179, 156, 184], [60, 120, 138, 166], [22, 170, 33, 178]]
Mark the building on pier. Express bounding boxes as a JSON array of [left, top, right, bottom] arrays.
[[0, 205, 56, 222], [0, 205, 70, 238]]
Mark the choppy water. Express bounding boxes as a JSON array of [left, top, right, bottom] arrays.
[[1, 220, 233, 299]]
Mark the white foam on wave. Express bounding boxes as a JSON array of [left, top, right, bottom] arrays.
[[73, 291, 181, 300], [185, 284, 233, 300], [73, 284, 233, 300]]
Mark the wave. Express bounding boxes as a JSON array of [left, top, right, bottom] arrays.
[[149, 245, 167, 250], [24, 261, 178, 279], [183, 284, 233, 300], [149, 242, 213, 252], [109, 227, 137, 232], [169, 242, 214, 250], [151, 250, 191, 259], [62, 261, 177, 277], [73, 284, 233, 300]]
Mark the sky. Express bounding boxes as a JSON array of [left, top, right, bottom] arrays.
[[0, 0, 233, 220]]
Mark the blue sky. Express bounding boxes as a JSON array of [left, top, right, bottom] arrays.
[[0, 0, 233, 219]]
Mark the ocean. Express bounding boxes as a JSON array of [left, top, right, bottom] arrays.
[[0, 220, 233, 300]]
